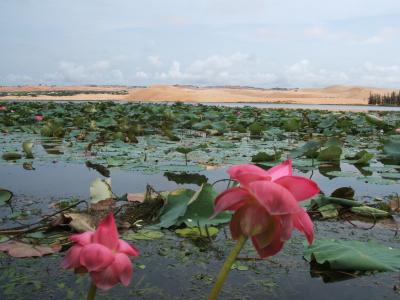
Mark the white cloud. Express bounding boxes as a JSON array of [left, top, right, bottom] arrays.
[[303, 25, 356, 43], [5, 56, 400, 88], [4, 74, 34, 84], [135, 71, 148, 79], [148, 56, 163, 66], [356, 62, 400, 86], [44, 60, 125, 84], [188, 52, 252, 73], [150, 53, 277, 86], [362, 27, 400, 44], [167, 61, 184, 79], [92, 60, 111, 70], [146, 57, 355, 87], [304, 26, 327, 38], [283, 60, 349, 87], [303, 25, 400, 46]]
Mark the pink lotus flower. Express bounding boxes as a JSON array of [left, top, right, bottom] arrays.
[[213, 160, 319, 258], [0, 106, 6, 111], [61, 213, 139, 290], [35, 115, 44, 121], [396, 128, 400, 134]]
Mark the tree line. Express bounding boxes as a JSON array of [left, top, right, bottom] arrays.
[[369, 91, 400, 106]]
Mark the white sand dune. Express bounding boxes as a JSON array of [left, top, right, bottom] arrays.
[[0, 84, 398, 105]]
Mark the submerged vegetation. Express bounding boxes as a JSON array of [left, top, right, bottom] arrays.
[[1, 100, 400, 299]]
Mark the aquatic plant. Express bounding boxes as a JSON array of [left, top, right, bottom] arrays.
[[34, 115, 44, 121], [61, 213, 139, 300], [208, 160, 320, 299]]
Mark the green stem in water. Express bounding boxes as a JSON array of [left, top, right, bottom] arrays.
[[208, 235, 248, 300], [86, 281, 97, 300]]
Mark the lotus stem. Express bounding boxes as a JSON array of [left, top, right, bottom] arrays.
[[208, 235, 248, 300], [86, 281, 97, 300]]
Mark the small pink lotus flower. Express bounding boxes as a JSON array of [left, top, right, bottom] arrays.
[[213, 160, 319, 258], [0, 106, 6, 111], [61, 213, 139, 290], [35, 115, 44, 121], [396, 128, 400, 134]]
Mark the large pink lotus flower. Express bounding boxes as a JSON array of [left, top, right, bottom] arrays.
[[213, 160, 319, 258], [61, 213, 139, 290]]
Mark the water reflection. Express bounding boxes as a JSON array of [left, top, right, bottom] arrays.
[[1, 161, 399, 209], [309, 261, 359, 283], [201, 102, 400, 112], [164, 171, 208, 186], [318, 163, 341, 179]]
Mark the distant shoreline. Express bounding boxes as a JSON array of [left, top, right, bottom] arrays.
[[1, 84, 399, 105]]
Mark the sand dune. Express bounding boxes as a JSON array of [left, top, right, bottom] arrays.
[[0, 84, 398, 105]]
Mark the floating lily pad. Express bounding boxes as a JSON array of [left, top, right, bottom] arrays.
[[362, 166, 398, 173], [231, 262, 249, 271], [326, 171, 358, 177], [175, 226, 218, 238], [348, 150, 374, 165], [2, 152, 22, 161], [330, 187, 355, 199], [357, 176, 396, 185], [158, 165, 205, 173], [380, 172, 400, 180], [164, 172, 208, 186], [251, 151, 281, 162], [304, 239, 400, 272], [175, 147, 193, 154], [0, 188, 13, 205], [383, 135, 400, 161], [123, 229, 164, 240]]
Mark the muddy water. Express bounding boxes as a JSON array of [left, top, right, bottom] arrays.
[[0, 162, 400, 299]]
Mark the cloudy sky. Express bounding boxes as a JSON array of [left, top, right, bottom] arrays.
[[1, 0, 400, 87]]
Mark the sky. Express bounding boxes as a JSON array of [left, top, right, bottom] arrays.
[[1, 0, 400, 88]]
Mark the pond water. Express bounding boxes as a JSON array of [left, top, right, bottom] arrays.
[[4, 99, 400, 111], [1, 160, 399, 300], [197, 102, 400, 112]]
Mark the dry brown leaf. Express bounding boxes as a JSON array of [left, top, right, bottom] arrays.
[[127, 193, 146, 203], [0, 241, 61, 258], [389, 196, 400, 212], [63, 212, 96, 232], [90, 198, 115, 211]]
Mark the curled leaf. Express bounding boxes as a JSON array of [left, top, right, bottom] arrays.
[[0, 241, 61, 258], [22, 141, 34, 158], [90, 178, 113, 204]]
